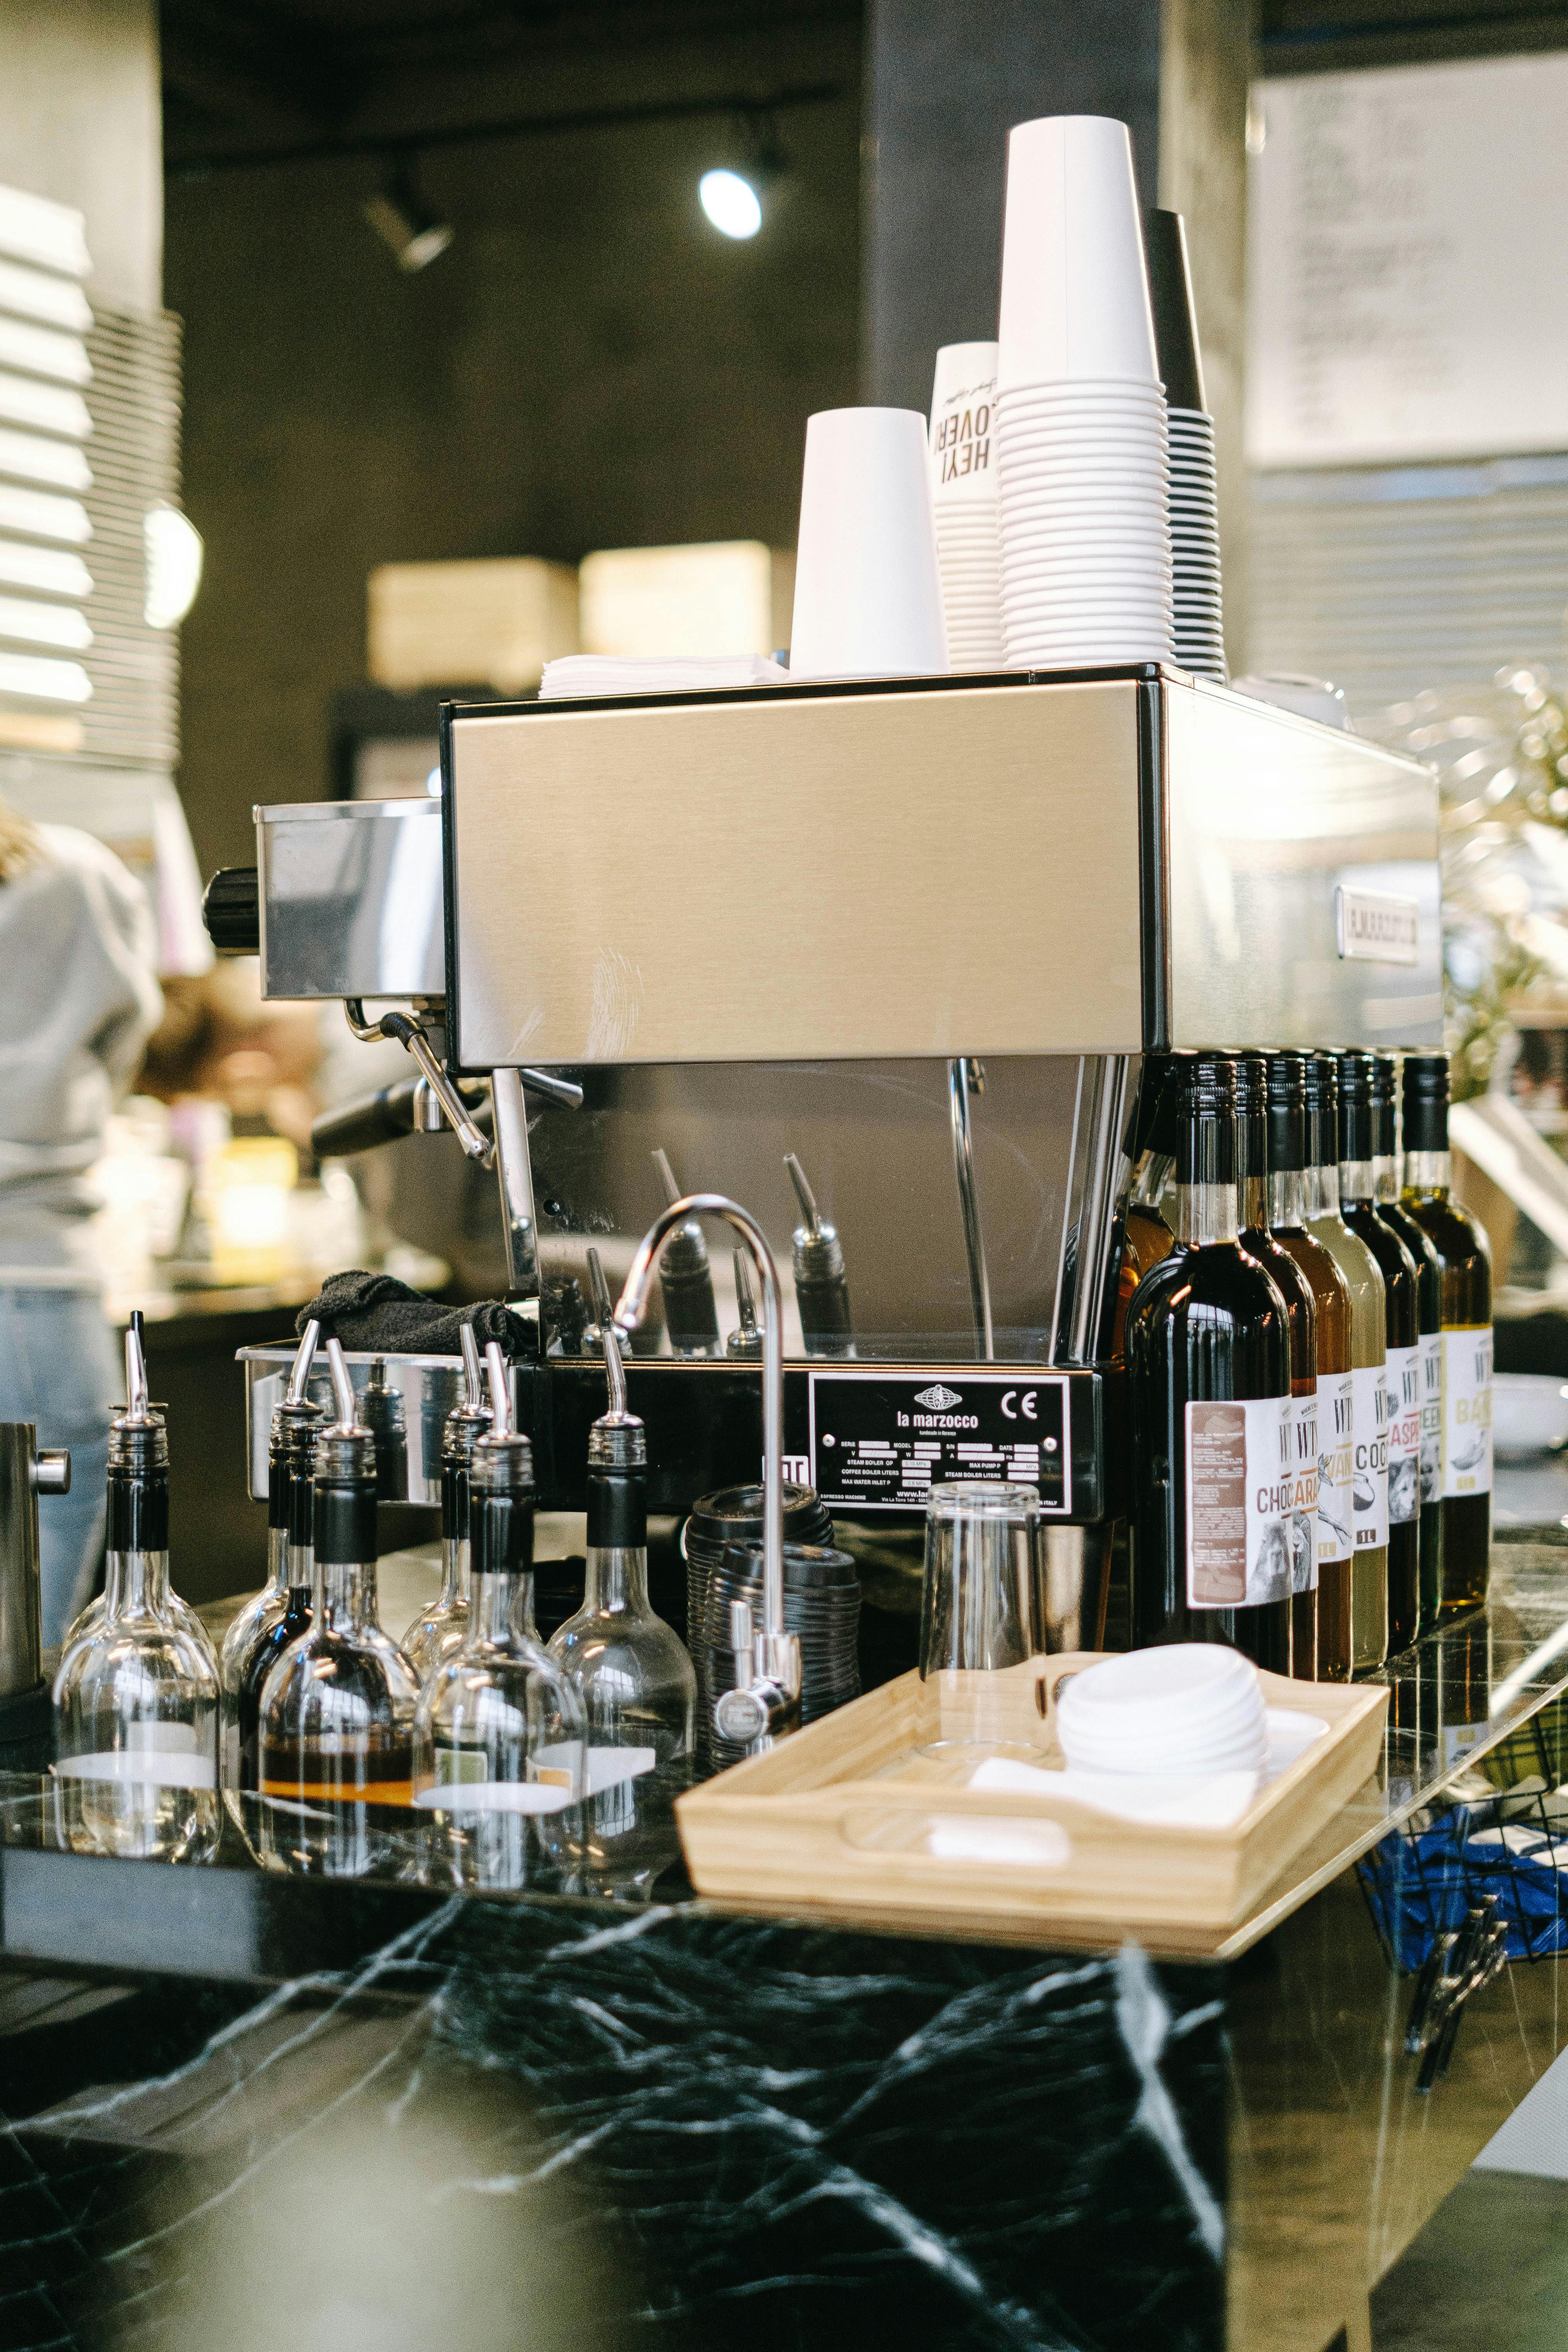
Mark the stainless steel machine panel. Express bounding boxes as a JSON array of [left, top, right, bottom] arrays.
[[444, 678, 1145, 1068], [257, 797, 444, 1001], [1160, 679, 1442, 1051]]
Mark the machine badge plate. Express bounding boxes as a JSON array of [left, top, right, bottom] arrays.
[[806, 1370, 1071, 1515]]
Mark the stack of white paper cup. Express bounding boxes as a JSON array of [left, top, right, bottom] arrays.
[[789, 408, 949, 680], [1167, 408, 1225, 679], [929, 342, 1003, 671], [994, 115, 1172, 669], [1055, 1645, 1267, 1777]]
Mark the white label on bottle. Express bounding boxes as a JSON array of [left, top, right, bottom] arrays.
[[1386, 1342, 1421, 1525], [1288, 1391, 1319, 1592], [1420, 1331, 1443, 1505], [1352, 1364, 1389, 1550], [1185, 1395, 1294, 1609], [1443, 1325, 1493, 1497], [1316, 1370, 1354, 1566]]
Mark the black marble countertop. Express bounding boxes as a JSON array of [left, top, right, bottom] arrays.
[[4, 1541, 1567, 1985]]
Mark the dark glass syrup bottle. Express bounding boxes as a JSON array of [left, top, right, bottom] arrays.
[[1335, 1052, 1421, 1657], [1126, 1054, 1293, 1672], [1400, 1055, 1492, 1616], [1369, 1053, 1445, 1638]]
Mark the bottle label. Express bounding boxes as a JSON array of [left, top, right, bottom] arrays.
[[1288, 1390, 1319, 1593], [1352, 1364, 1389, 1550], [1386, 1343, 1421, 1525], [1316, 1370, 1354, 1567], [1420, 1331, 1443, 1504], [1443, 1325, 1493, 1497], [1185, 1395, 1294, 1609]]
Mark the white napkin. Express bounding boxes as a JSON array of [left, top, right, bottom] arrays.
[[539, 654, 789, 700], [959, 1710, 1331, 1836]]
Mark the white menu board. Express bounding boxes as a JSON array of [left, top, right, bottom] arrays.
[[1247, 52, 1568, 468]]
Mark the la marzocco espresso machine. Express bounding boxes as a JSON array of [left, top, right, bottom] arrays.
[[208, 666, 1442, 1710]]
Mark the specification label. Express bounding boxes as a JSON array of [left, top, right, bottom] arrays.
[[807, 1371, 1070, 1515]]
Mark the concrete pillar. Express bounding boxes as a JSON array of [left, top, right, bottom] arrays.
[[863, 0, 1252, 669]]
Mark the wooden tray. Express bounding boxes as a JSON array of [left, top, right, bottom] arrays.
[[676, 1654, 1389, 1946]]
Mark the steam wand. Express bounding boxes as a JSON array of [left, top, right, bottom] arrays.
[[612, 1194, 801, 1754]]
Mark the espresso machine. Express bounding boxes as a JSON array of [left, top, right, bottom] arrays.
[[208, 665, 1442, 1676]]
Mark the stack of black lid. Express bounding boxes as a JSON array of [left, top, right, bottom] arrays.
[[683, 1483, 860, 1775]]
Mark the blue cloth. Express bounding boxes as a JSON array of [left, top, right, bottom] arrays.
[[0, 1288, 117, 1646]]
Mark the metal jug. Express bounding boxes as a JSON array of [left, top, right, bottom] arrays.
[[0, 1424, 69, 1721]]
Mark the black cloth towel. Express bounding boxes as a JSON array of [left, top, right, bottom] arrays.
[[294, 1271, 531, 1358]]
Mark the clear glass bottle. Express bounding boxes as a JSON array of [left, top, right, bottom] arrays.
[[546, 1332, 697, 1895], [1336, 1053, 1421, 1658], [52, 1325, 220, 1861], [257, 1338, 421, 1877], [1400, 1053, 1492, 1617], [1303, 1053, 1389, 1676], [220, 1322, 320, 1793], [1370, 1053, 1446, 1635], [1125, 1054, 1294, 1672], [413, 1343, 585, 1890], [403, 1325, 491, 1682], [60, 1313, 207, 1656]]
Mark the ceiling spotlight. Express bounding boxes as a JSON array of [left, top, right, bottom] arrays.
[[144, 504, 203, 629], [364, 163, 453, 272], [699, 168, 763, 241]]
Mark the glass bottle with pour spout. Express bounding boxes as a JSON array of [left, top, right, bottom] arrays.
[[545, 1320, 697, 1895], [60, 1311, 208, 1655], [257, 1337, 421, 1876], [221, 1319, 320, 1793], [403, 1322, 491, 1680], [413, 1344, 585, 1889], [1303, 1053, 1389, 1675], [52, 1323, 220, 1860], [1110, 1052, 1178, 1360]]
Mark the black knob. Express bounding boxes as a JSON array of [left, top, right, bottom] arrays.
[[203, 866, 260, 954]]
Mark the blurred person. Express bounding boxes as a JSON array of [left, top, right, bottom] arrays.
[[0, 800, 161, 1641]]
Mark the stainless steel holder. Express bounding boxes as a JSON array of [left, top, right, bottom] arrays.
[[0, 1423, 69, 1729]]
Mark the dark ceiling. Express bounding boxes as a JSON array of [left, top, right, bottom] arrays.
[[159, 0, 1568, 174], [160, 0, 861, 172]]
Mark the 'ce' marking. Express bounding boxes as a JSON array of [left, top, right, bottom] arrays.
[[1000, 1390, 1038, 1422]]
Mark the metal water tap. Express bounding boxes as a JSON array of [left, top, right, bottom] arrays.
[[612, 1193, 802, 1755]]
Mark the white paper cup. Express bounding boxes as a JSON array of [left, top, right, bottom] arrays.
[[930, 341, 999, 509], [790, 407, 950, 680], [997, 116, 1159, 393]]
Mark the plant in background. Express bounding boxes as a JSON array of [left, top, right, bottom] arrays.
[[1370, 664, 1568, 1098]]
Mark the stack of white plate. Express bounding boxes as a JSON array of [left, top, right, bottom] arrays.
[[1055, 1643, 1266, 1777], [994, 115, 1172, 670], [1168, 407, 1225, 682], [929, 341, 1003, 671]]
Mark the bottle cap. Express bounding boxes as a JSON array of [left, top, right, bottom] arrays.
[[1333, 1050, 1377, 1163], [1401, 1052, 1450, 1153], [1264, 1051, 1307, 1176], [1175, 1052, 1237, 1187], [109, 1319, 167, 1474], [470, 1339, 535, 1496], [443, 1322, 492, 1464]]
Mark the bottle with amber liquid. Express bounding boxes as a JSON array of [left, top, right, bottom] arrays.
[[1235, 1054, 1318, 1675], [1126, 1054, 1293, 1673], [258, 1338, 421, 1876], [1401, 1054, 1492, 1616], [1265, 1052, 1354, 1681], [1370, 1054, 1445, 1636], [1303, 1054, 1389, 1676], [1336, 1053, 1421, 1656], [1111, 1053, 1178, 1359]]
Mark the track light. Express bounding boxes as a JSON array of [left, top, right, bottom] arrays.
[[700, 168, 763, 240], [364, 162, 453, 272], [144, 505, 203, 629]]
